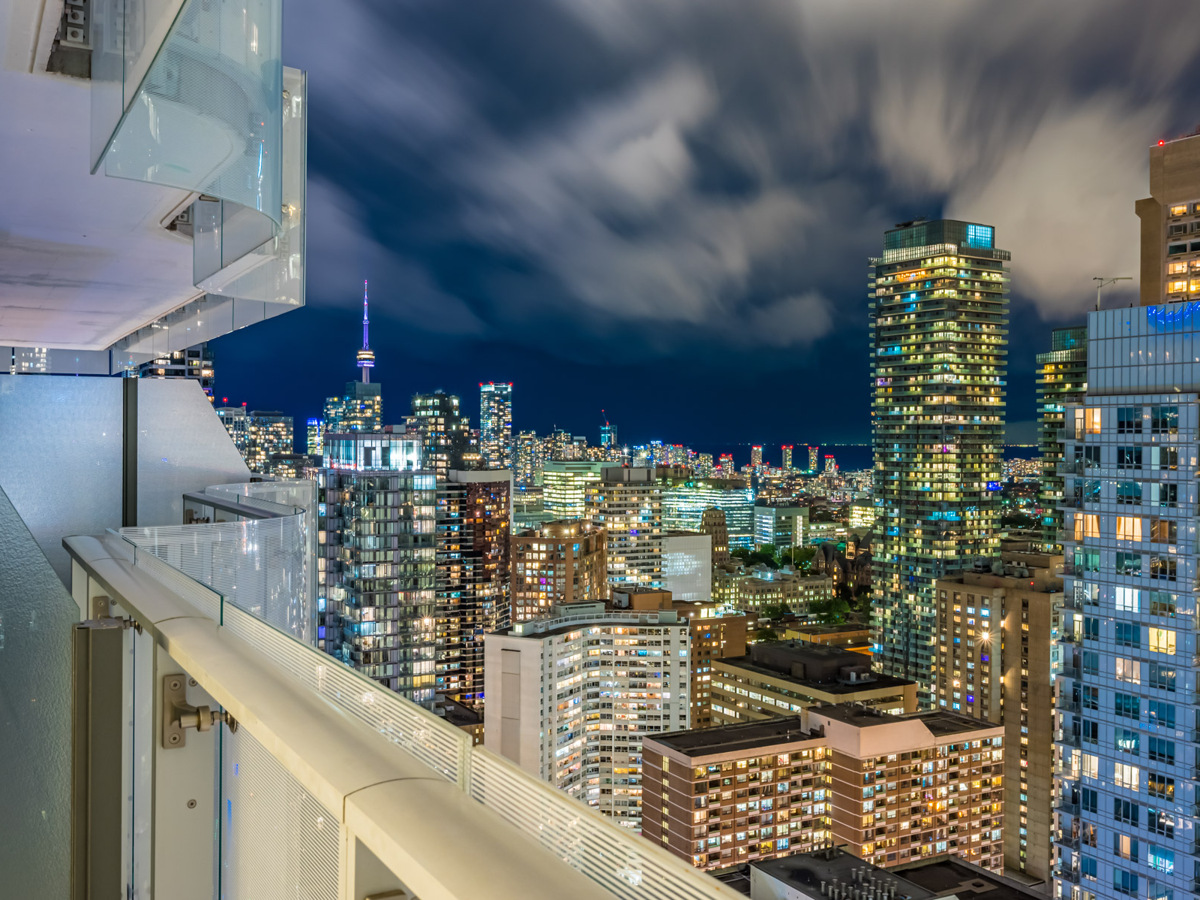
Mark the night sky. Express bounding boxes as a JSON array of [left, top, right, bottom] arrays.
[[214, 1, 1200, 459]]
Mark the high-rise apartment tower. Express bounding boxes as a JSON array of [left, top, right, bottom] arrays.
[[870, 218, 1009, 704]]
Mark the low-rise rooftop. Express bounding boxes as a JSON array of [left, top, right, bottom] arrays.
[[646, 716, 818, 757]]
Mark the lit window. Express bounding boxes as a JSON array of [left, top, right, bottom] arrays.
[[1116, 517, 1143, 541], [1148, 628, 1176, 655], [1085, 408, 1101, 434]]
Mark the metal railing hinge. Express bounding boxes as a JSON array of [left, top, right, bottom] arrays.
[[162, 674, 238, 749]]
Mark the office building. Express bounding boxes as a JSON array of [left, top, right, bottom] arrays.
[[662, 531, 713, 603], [319, 431, 437, 706], [514, 429, 542, 487], [586, 466, 663, 588], [216, 406, 250, 456], [870, 218, 1010, 704], [137, 343, 215, 401], [484, 603, 690, 830], [324, 381, 383, 434], [479, 382, 513, 469], [435, 469, 512, 707], [781, 445, 793, 471], [661, 475, 755, 549], [848, 499, 877, 534], [1036, 326, 1088, 552], [1055, 133, 1200, 900], [510, 519, 608, 621], [714, 565, 833, 616], [306, 417, 325, 456], [600, 421, 618, 452], [709, 642, 918, 725], [753, 504, 809, 549], [934, 546, 1064, 883], [542, 459, 618, 519], [700, 507, 732, 564], [244, 410, 294, 473], [409, 390, 472, 480], [642, 705, 1004, 873]]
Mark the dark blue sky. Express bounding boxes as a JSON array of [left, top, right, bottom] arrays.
[[214, 0, 1200, 455]]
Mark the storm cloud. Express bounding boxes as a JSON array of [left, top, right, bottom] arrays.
[[284, 0, 1200, 362]]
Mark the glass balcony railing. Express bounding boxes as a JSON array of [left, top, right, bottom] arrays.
[[63, 504, 728, 900]]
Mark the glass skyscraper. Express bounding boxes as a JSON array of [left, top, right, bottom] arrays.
[[1055, 133, 1200, 900], [1037, 326, 1088, 552], [479, 382, 513, 469], [870, 218, 1009, 703]]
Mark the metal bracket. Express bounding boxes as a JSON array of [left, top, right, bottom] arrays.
[[162, 674, 237, 749], [91, 596, 143, 634]]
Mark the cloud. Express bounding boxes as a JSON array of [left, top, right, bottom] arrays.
[[284, 0, 1200, 362], [305, 177, 486, 338]]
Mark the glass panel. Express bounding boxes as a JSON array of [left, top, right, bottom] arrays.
[[93, 0, 283, 228], [219, 725, 339, 899], [0, 484, 80, 897]]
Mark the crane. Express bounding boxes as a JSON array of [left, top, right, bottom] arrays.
[[1094, 276, 1132, 311]]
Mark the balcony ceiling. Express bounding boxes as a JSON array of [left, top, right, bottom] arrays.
[[1, 11, 202, 351]]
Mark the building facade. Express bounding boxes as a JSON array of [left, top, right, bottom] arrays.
[[319, 432, 437, 706], [934, 546, 1064, 883], [409, 391, 472, 480], [642, 705, 1004, 873], [753, 505, 809, 549], [661, 477, 755, 550], [510, 519, 608, 621], [324, 381, 383, 434], [1036, 326, 1088, 552], [435, 469, 512, 707], [137, 343, 215, 401], [709, 642, 918, 725], [870, 218, 1009, 704], [483, 604, 691, 830], [585, 466, 663, 588], [541, 460, 617, 519], [479, 382, 513, 469], [662, 531, 713, 604]]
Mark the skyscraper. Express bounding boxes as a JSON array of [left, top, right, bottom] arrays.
[[1036, 326, 1088, 551], [585, 466, 663, 588], [1055, 132, 1200, 900], [244, 410, 294, 473], [479, 382, 513, 469], [781, 445, 793, 471], [807, 445, 819, 474], [435, 469, 512, 707], [750, 445, 763, 472], [306, 417, 325, 456], [511, 519, 608, 621], [542, 460, 618, 519], [319, 431, 437, 706], [409, 391, 471, 480], [870, 218, 1009, 704], [484, 604, 690, 830], [137, 342, 215, 401]]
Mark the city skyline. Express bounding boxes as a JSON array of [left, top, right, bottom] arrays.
[[206, 2, 1200, 449]]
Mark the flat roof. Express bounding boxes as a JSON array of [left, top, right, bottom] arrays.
[[895, 857, 1046, 900], [815, 705, 997, 737], [753, 848, 938, 900], [719, 655, 913, 696], [646, 716, 818, 757]]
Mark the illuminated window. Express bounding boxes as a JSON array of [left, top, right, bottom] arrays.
[[1168, 280, 1188, 294], [1167, 261, 1189, 275], [1147, 628, 1176, 655], [1114, 762, 1139, 789], [1085, 408, 1101, 434], [1115, 587, 1140, 612], [1116, 517, 1142, 541], [1169, 204, 1188, 217], [1074, 514, 1100, 540]]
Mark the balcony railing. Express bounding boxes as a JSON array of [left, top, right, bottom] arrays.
[[64, 525, 727, 900]]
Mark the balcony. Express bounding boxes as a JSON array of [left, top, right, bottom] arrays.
[[39, 516, 729, 900]]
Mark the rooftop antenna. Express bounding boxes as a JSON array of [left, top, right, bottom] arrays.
[[1094, 276, 1132, 311], [356, 279, 375, 383]]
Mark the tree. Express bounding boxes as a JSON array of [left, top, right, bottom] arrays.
[[754, 627, 780, 642], [809, 596, 850, 625], [760, 602, 792, 621]]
